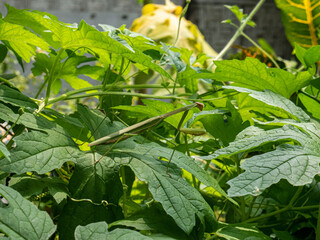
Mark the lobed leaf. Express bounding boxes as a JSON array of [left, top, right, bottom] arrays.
[[227, 144, 320, 197], [202, 125, 310, 160], [214, 58, 311, 98], [224, 86, 310, 122]]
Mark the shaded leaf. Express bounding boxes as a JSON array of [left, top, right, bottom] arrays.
[[58, 152, 123, 240], [109, 206, 189, 239], [0, 84, 38, 109], [0, 184, 56, 240], [9, 176, 68, 204]]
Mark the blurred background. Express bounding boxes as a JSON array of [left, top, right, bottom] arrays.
[[0, 0, 293, 58]]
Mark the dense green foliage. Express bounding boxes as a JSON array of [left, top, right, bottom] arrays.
[[0, 1, 320, 239]]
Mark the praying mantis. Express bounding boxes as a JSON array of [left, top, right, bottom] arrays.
[[88, 102, 205, 168], [88, 102, 204, 147]]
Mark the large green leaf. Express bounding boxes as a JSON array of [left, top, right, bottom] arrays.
[[224, 86, 310, 122], [275, 0, 320, 48], [0, 104, 83, 174], [202, 125, 309, 160], [0, 20, 49, 63], [58, 152, 123, 240], [0, 184, 56, 239], [213, 58, 311, 98], [227, 144, 320, 197]]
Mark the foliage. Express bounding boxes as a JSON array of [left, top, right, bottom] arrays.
[[0, 1, 320, 240], [275, 0, 320, 48]]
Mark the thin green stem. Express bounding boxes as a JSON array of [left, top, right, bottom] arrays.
[[0, 76, 14, 87], [208, 0, 266, 70], [44, 48, 64, 105], [120, 167, 128, 218], [244, 186, 304, 223]]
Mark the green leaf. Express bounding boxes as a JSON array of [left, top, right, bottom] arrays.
[[9, 176, 69, 204], [109, 206, 189, 239], [75, 222, 108, 240], [224, 86, 310, 122], [0, 44, 7, 63], [62, 20, 171, 79], [74, 222, 154, 240], [275, 0, 320, 48], [0, 184, 56, 239], [216, 223, 271, 240], [227, 144, 320, 197], [298, 93, 320, 119], [225, 5, 256, 27], [0, 106, 83, 174], [0, 84, 38, 109], [214, 58, 311, 98], [203, 125, 309, 160], [58, 152, 123, 240], [0, 20, 49, 62], [303, 45, 320, 67], [0, 142, 10, 162], [105, 228, 152, 240], [32, 53, 103, 93], [198, 102, 249, 146]]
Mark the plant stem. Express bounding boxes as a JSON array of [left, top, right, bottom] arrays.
[[244, 186, 304, 223], [208, 0, 266, 70], [44, 48, 64, 105]]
